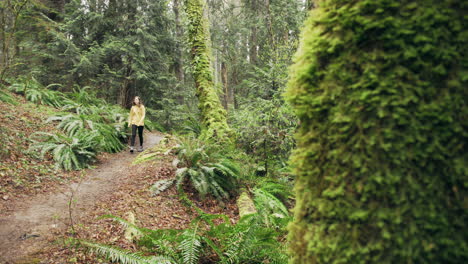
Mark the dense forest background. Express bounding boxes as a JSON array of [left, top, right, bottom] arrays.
[[1, 0, 309, 174], [1, 0, 309, 263]]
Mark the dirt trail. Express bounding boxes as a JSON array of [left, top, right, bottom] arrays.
[[0, 133, 162, 263]]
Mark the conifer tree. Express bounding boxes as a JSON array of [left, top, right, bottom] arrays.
[[286, 1, 468, 263]]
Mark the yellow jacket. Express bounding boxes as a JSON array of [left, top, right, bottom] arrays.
[[128, 105, 145, 127]]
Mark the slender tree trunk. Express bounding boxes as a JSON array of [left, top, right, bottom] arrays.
[[173, 0, 185, 104], [0, 0, 29, 82], [306, 0, 315, 10], [184, 0, 232, 143], [248, 0, 258, 65], [265, 0, 274, 46], [221, 61, 228, 109], [1, 5, 6, 77], [120, 58, 133, 108]]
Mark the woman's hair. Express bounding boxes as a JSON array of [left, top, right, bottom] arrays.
[[132, 96, 143, 106]]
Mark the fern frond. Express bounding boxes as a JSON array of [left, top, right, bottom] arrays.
[[179, 223, 202, 264], [77, 239, 174, 264]]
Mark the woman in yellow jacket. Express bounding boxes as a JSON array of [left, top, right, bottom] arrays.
[[128, 96, 145, 153]]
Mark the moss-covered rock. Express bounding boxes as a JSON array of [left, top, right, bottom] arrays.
[[184, 0, 233, 144], [285, 0, 468, 263], [237, 191, 257, 218]]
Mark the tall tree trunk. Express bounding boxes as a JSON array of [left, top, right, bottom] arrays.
[[0, 0, 29, 82], [184, 0, 232, 143], [248, 0, 258, 65], [306, 0, 315, 10], [221, 61, 228, 109], [265, 0, 274, 47], [286, 1, 468, 263], [173, 0, 185, 104], [120, 59, 133, 108]]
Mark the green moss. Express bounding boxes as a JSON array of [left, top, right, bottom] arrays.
[[132, 135, 177, 165], [237, 191, 257, 218], [184, 0, 233, 144], [286, 1, 468, 263]]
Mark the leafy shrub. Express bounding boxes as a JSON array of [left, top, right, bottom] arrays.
[[174, 136, 239, 200], [29, 131, 98, 170]]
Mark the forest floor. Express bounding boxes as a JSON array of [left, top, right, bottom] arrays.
[[0, 104, 238, 264], [0, 131, 238, 263]]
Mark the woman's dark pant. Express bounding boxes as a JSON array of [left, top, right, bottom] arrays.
[[131, 125, 144, 146]]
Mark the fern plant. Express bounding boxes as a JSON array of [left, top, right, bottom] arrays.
[[19, 81, 68, 108], [213, 215, 288, 264], [29, 131, 98, 170], [253, 188, 290, 229], [67, 85, 107, 106], [174, 136, 239, 200], [47, 113, 125, 153], [0, 89, 18, 105], [181, 115, 202, 136], [178, 223, 202, 264], [73, 239, 175, 264], [47, 114, 100, 136], [93, 122, 126, 153], [79, 210, 289, 264], [8, 82, 26, 95]]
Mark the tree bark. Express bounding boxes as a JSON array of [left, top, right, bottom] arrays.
[[120, 59, 133, 108], [306, 0, 316, 10], [248, 0, 258, 65], [0, 0, 30, 82], [184, 0, 232, 143], [286, 1, 468, 263], [173, 0, 185, 104], [221, 61, 229, 109]]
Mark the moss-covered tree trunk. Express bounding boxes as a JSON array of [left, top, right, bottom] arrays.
[[184, 0, 232, 143], [286, 1, 468, 263]]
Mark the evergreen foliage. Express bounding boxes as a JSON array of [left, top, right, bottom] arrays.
[[286, 1, 468, 263], [229, 97, 296, 176]]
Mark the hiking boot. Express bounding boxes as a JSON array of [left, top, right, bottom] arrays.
[[138, 146, 143, 152], [130, 146, 134, 153]]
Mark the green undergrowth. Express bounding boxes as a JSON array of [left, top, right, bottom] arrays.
[[4, 77, 162, 170], [92, 131, 294, 263], [73, 178, 292, 264], [0, 89, 72, 197]]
